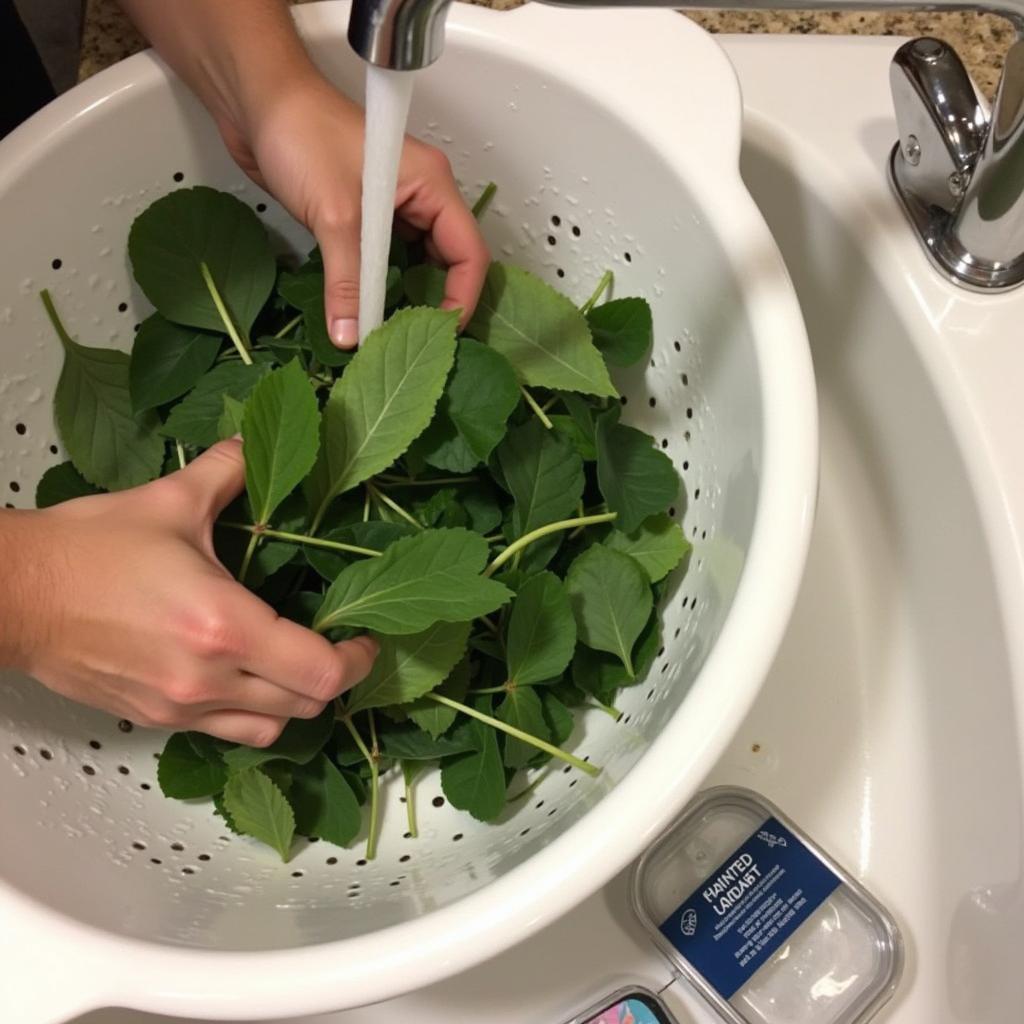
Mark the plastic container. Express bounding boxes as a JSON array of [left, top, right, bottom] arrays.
[[632, 787, 903, 1024]]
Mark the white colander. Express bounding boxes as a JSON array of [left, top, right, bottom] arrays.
[[0, 3, 817, 1021]]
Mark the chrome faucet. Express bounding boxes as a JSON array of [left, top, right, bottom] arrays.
[[347, 0, 1024, 291]]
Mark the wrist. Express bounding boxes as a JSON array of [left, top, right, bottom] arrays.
[[0, 510, 59, 672]]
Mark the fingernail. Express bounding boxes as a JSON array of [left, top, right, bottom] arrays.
[[230, 433, 243, 442], [330, 317, 359, 349]]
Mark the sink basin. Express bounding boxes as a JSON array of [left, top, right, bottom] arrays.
[[49, 32, 1024, 1024]]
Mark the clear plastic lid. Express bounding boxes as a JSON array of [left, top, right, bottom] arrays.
[[631, 787, 903, 1024]]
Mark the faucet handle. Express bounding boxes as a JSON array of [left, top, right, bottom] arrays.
[[890, 38, 986, 213]]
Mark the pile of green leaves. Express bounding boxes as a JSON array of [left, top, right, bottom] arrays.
[[38, 185, 690, 861]]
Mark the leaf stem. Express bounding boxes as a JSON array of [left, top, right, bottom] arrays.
[[362, 489, 372, 523], [520, 386, 553, 430], [273, 313, 303, 340], [471, 182, 497, 220], [485, 511, 617, 577], [343, 716, 380, 861], [587, 697, 623, 721], [39, 290, 75, 348], [366, 480, 422, 530], [507, 773, 546, 803], [377, 474, 478, 488], [580, 270, 613, 315], [238, 532, 259, 584], [477, 614, 501, 637], [427, 693, 600, 777], [175, 442, 187, 471], [200, 262, 253, 366], [219, 521, 381, 558]]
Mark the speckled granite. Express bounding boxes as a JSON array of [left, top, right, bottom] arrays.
[[80, 0, 1013, 99]]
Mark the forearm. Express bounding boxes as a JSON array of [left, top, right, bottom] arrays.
[[116, 0, 320, 132], [0, 510, 55, 671]]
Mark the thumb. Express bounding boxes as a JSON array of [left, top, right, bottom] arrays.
[[318, 213, 362, 350], [177, 438, 246, 519]]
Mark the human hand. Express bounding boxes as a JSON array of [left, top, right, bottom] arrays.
[[0, 440, 377, 746], [220, 71, 490, 349]]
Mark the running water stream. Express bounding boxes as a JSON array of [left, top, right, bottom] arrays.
[[359, 66, 416, 342]]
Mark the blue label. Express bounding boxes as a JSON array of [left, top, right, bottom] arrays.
[[659, 816, 841, 999]]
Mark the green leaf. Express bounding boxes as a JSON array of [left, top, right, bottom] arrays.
[[261, 762, 294, 795], [497, 420, 584, 537], [586, 297, 653, 367], [305, 521, 415, 581], [596, 411, 679, 534], [157, 732, 227, 799], [412, 487, 467, 528], [242, 360, 320, 525], [128, 186, 275, 336], [506, 571, 576, 686], [403, 264, 447, 307], [461, 480, 503, 534], [467, 263, 616, 397], [315, 528, 511, 635], [572, 610, 660, 701], [380, 725, 477, 760], [248, 540, 300, 588], [162, 361, 269, 448], [222, 768, 295, 861], [129, 313, 222, 413], [290, 753, 362, 846], [35, 461, 102, 508], [48, 308, 165, 491], [406, 658, 471, 738], [385, 265, 404, 310], [605, 513, 690, 583], [565, 545, 652, 676], [440, 716, 506, 822], [277, 267, 350, 368], [217, 394, 247, 441], [541, 691, 574, 747], [417, 338, 521, 473], [308, 307, 458, 525], [345, 620, 471, 714], [221, 705, 334, 772], [497, 687, 551, 769], [550, 415, 596, 462]]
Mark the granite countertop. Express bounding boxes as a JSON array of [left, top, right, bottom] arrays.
[[80, 0, 1013, 99]]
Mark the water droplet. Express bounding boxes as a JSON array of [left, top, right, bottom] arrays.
[[440, 135, 453, 144], [0, 308, 13, 325], [483, 141, 494, 151], [18, 278, 33, 295], [99, 247, 112, 258]]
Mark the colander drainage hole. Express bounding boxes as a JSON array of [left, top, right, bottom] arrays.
[[9, 482, 20, 493], [117, 765, 130, 775], [551, 215, 561, 227], [624, 252, 632, 263], [326, 857, 338, 866], [556, 268, 565, 279], [132, 841, 146, 851], [51, 258, 62, 270], [173, 172, 184, 183], [547, 808, 557, 817], [389, 880, 400, 887], [39, 748, 52, 760], [520, 828, 531, 836], [535, 800, 545, 810], [400, 854, 411, 863], [170, 842, 185, 852], [674, 627, 681, 639], [198, 854, 210, 862], [669, 506, 676, 517], [117, 302, 128, 313], [452, 833, 463, 842], [4, 503, 13, 510], [82, 765, 96, 776], [88, 739, 102, 750], [182, 867, 195, 875], [13, 744, 25, 755], [49, 444, 58, 455], [547, 235, 556, 247], [150, 858, 161, 865], [14, 423, 25, 436], [646, 689, 655, 701], [681, 373, 689, 386], [661, 439, 669, 449], [568, 780, 577, 789], [291, 871, 304, 878], [140, 782, 151, 791], [648, 397, 656, 408], [118, 719, 133, 733], [620, 395, 627, 406], [571, 226, 581, 238], [356, 858, 368, 867], [256, 202, 267, 213], [674, 340, 681, 352], [431, 796, 444, 808]]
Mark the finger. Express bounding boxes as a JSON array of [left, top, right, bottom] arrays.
[[317, 210, 362, 349], [190, 710, 289, 748], [175, 438, 246, 519], [399, 186, 490, 326], [241, 607, 379, 701], [202, 674, 327, 720]]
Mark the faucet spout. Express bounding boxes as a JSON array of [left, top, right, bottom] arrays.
[[348, 0, 453, 70]]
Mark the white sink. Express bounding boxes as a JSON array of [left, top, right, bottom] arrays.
[[70, 33, 1024, 1024]]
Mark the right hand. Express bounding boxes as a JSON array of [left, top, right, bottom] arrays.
[[0, 439, 377, 747]]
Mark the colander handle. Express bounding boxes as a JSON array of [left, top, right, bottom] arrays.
[[0, 912, 109, 1023]]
